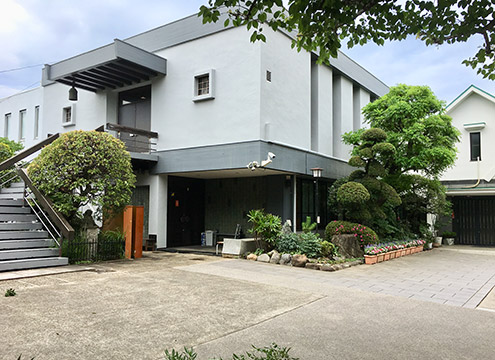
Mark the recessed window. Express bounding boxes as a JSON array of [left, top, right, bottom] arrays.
[[4, 113, 11, 138], [193, 69, 215, 102], [19, 109, 26, 141], [62, 105, 75, 127], [470, 132, 481, 161], [34, 106, 40, 139], [266, 70, 271, 82]]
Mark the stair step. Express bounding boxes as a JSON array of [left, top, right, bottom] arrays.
[[0, 206, 31, 214], [0, 193, 23, 199], [0, 248, 59, 261], [0, 231, 49, 240], [0, 239, 54, 250], [0, 257, 68, 272], [0, 187, 24, 194], [0, 214, 37, 222], [9, 182, 25, 188], [0, 199, 24, 207], [0, 222, 43, 231]]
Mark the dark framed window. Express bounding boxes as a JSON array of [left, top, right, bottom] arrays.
[[470, 132, 481, 161]]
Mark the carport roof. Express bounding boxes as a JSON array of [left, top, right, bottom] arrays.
[[41, 39, 167, 92]]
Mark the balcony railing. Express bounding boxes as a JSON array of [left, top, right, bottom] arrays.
[[106, 123, 158, 154]]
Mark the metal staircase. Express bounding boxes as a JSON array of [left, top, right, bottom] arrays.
[[0, 181, 68, 271]]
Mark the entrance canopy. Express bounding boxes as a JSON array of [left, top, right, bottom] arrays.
[[42, 39, 167, 92]]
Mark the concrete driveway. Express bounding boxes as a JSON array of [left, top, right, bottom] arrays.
[[1, 248, 495, 359]]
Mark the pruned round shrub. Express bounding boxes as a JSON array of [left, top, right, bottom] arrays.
[[358, 147, 373, 159], [320, 240, 338, 258], [348, 156, 366, 167], [298, 232, 322, 258], [275, 233, 300, 254], [361, 128, 387, 142], [325, 220, 379, 246], [337, 182, 370, 205], [367, 161, 386, 177], [348, 170, 365, 181], [372, 142, 396, 155], [27, 130, 136, 224]]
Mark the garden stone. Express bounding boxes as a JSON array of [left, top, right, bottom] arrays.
[[279, 254, 292, 265], [292, 254, 308, 267], [247, 253, 257, 261], [333, 264, 344, 271], [331, 235, 364, 258], [257, 254, 270, 263], [270, 251, 281, 264], [320, 264, 336, 271], [305, 262, 321, 270]]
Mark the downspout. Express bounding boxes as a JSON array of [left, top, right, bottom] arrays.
[[466, 157, 481, 188]]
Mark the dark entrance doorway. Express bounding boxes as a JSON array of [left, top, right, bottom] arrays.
[[118, 85, 151, 152], [453, 196, 495, 245], [167, 176, 205, 247]]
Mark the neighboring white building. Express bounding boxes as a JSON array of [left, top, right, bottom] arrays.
[[442, 85, 495, 245], [0, 14, 388, 249]]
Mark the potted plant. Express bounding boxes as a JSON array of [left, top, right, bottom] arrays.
[[442, 231, 456, 246]]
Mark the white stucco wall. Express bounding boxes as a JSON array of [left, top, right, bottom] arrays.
[[353, 87, 370, 130], [151, 26, 261, 150], [0, 87, 43, 148], [442, 91, 495, 182], [332, 75, 354, 159], [311, 62, 333, 156], [260, 28, 311, 149]]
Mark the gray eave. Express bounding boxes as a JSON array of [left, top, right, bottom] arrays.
[[42, 39, 167, 92]]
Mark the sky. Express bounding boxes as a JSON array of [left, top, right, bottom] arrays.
[[1, 0, 494, 104]]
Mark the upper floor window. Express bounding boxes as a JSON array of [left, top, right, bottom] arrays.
[[19, 109, 26, 141], [4, 113, 11, 138], [62, 105, 75, 127], [193, 69, 215, 102], [470, 132, 481, 161], [34, 106, 40, 139]]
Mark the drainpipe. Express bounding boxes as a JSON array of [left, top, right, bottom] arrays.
[[466, 157, 481, 188]]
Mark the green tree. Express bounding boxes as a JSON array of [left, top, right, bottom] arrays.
[[199, 0, 495, 78], [343, 85, 459, 236], [27, 130, 136, 225]]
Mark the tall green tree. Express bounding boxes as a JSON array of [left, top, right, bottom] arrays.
[[199, 0, 495, 78], [344, 84, 460, 236], [27, 130, 136, 226]]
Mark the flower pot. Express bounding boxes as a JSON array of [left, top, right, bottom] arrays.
[[433, 236, 442, 247], [427, 242, 433, 250], [417, 245, 423, 252], [364, 255, 377, 265], [377, 253, 385, 263], [444, 237, 454, 246]]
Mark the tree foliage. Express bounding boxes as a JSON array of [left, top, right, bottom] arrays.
[[27, 130, 136, 225], [199, 0, 495, 79]]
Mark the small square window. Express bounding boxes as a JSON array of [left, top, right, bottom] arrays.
[[62, 105, 75, 127], [193, 69, 215, 102]]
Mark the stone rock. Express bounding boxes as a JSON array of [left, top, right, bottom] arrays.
[[331, 235, 364, 259], [291, 254, 308, 267], [270, 251, 281, 264], [257, 254, 270, 263], [247, 253, 257, 261], [333, 264, 343, 271], [279, 254, 292, 265], [320, 264, 336, 272], [305, 262, 321, 270]]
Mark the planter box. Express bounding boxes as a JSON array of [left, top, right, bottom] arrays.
[[377, 253, 385, 263], [389, 251, 396, 259], [364, 255, 377, 265], [401, 249, 406, 256], [222, 238, 257, 256], [384, 252, 391, 261], [405, 248, 412, 255]]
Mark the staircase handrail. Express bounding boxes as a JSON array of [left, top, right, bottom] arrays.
[[17, 168, 75, 242], [0, 125, 104, 171]]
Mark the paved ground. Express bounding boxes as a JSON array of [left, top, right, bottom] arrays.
[[1, 248, 495, 359], [181, 246, 495, 309]]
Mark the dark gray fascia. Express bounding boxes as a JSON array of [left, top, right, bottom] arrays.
[[151, 140, 352, 179]]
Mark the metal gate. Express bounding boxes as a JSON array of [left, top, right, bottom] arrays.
[[453, 196, 495, 245]]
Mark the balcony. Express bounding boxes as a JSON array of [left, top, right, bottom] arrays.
[[106, 123, 159, 165]]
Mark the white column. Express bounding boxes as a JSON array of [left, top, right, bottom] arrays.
[[353, 87, 371, 130], [332, 75, 354, 159], [149, 174, 168, 248]]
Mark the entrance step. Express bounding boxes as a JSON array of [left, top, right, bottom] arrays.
[[0, 248, 59, 261], [0, 257, 68, 272], [0, 231, 49, 240], [0, 239, 54, 250]]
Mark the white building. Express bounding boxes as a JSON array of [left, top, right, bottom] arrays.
[[442, 85, 495, 245], [0, 14, 388, 249]]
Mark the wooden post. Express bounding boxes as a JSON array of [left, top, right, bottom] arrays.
[[123, 206, 134, 259], [133, 206, 144, 259]]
